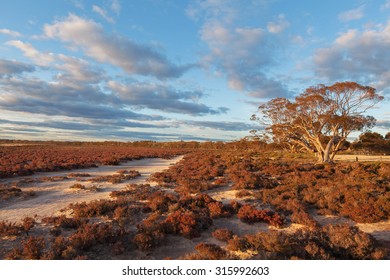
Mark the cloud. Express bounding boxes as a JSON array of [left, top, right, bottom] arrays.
[[183, 120, 255, 131], [109, 81, 228, 115], [191, 1, 291, 99], [0, 59, 35, 76], [375, 120, 390, 129], [0, 76, 161, 121], [338, 6, 364, 22], [55, 54, 105, 84], [43, 14, 192, 79], [313, 21, 390, 93], [92, 5, 114, 23], [0, 118, 168, 133], [6, 40, 54, 66], [267, 14, 290, 34], [0, 28, 22, 37]]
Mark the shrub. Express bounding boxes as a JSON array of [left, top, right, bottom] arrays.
[[162, 210, 212, 239], [41, 215, 82, 229], [7, 236, 46, 260], [0, 220, 22, 237], [235, 189, 252, 198], [226, 236, 251, 252], [22, 217, 35, 235], [194, 242, 231, 260], [207, 202, 232, 218], [133, 231, 165, 251], [69, 183, 85, 190], [237, 204, 284, 227], [244, 224, 387, 260], [69, 223, 124, 251], [290, 210, 319, 229], [212, 228, 234, 242]]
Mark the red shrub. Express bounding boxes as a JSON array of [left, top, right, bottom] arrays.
[[212, 228, 234, 242], [237, 204, 284, 227], [163, 210, 212, 239]]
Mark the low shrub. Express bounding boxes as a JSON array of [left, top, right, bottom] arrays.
[[0, 220, 22, 237], [212, 228, 234, 242], [194, 242, 231, 260], [237, 204, 284, 228], [226, 236, 251, 252], [162, 210, 212, 239]]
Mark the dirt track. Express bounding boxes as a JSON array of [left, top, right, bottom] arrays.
[[335, 154, 390, 162], [0, 156, 183, 222]]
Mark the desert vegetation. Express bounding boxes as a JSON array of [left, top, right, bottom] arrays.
[[0, 143, 185, 178], [0, 146, 388, 260]]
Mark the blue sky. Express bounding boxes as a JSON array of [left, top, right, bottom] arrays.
[[0, 0, 389, 141]]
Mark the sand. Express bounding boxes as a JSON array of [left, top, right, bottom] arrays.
[[335, 154, 390, 162], [0, 155, 183, 223]]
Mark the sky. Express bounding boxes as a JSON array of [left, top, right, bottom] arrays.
[[0, 0, 389, 142]]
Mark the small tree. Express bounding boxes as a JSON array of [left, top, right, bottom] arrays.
[[251, 81, 383, 162]]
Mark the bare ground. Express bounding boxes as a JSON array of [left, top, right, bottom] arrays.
[[0, 156, 183, 223], [335, 154, 390, 162]]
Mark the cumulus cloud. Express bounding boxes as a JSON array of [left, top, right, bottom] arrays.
[[0, 59, 35, 76], [0, 28, 22, 37], [267, 14, 290, 34], [190, 1, 291, 98], [338, 6, 365, 22], [6, 40, 54, 66], [92, 5, 114, 23], [109, 81, 228, 116], [313, 21, 390, 92], [43, 14, 191, 79]]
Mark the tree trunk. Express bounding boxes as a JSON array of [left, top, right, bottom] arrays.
[[323, 137, 335, 162]]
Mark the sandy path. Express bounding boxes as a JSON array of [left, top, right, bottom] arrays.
[[335, 154, 390, 162], [0, 156, 183, 223]]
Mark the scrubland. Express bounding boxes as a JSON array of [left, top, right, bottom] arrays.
[[0, 144, 388, 260]]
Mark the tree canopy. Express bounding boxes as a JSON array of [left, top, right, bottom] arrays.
[[251, 81, 384, 162]]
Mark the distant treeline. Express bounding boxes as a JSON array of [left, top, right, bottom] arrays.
[[350, 132, 390, 155], [0, 139, 267, 151], [1, 131, 389, 154]]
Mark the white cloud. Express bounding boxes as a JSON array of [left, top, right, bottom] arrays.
[[92, 5, 114, 23], [0, 28, 22, 37], [43, 14, 190, 79], [6, 40, 54, 66], [193, 2, 290, 98], [267, 14, 290, 34], [313, 21, 390, 92], [55, 54, 104, 85], [338, 6, 364, 22]]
